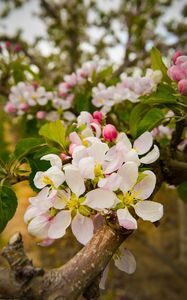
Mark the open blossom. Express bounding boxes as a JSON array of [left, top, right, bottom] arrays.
[[5, 82, 53, 116], [91, 69, 162, 112], [24, 111, 163, 268]]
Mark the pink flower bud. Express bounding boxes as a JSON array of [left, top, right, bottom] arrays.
[[5, 41, 11, 49], [36, 111, 46, 119], [32, 81, 39, 89], [5, 102, 16, 113], [20, 103, 29, 112], [93, 111, 103, 123], [102, 124, 118, 142], [178, 79, 187, 96], [91, 118, 100, 125], [167, 65, 186, 82], [172, 51, 183, 64], [13, 44, 21, 52], [69, 143, 76, 155], [60, 153, 69, 160]]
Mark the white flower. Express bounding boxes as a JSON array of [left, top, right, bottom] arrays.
[[104, 131, 159, 173], [109, 161, 163, 230], [34, 154, 65, 189]]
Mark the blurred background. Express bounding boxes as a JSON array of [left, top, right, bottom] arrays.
[[0, 1, 187, 299]]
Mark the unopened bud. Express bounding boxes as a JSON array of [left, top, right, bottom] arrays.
[[36, 111, 46, 119], [178, 79, 187, 96], [93, 111, 103, 123], [102, 124, 118, 142], [172, 51, 183, 64]]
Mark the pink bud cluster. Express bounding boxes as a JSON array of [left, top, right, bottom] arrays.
[[168, 52, 187, 96], [2, 41, 22, 53]]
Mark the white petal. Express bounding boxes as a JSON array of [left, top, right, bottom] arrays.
[[98, 173, 121, 191], [45, 166, 65, 188], [34, 171, 46, 189], [84, 188, 117, 210], [117, 208, 137, 230], [117, 132, 132, 151], [53, 190, 69, 209], [88, 141, 109, 164], [140, 145, 160, 164], [103, 154, 124, 174], [117, 162, 138, 193], [123, 149, 140, 166], [48, 210, 71, 239], [132, 170, 156, 199], [71, 213, 94, 245], [134, 201, 163, 222], [114, 248, 136, 274], [28, 215, 50, 239], [78, 157, 95, 179], [77, 111, 93, 126], [133, 132, 153, 155], [90, 122, 101, 138], [41, 154, 62, 169], [64, 164, 85, 197], [72, 146, 87, 166], [69, 132, 82, 145], [24, 206, 41, 223]]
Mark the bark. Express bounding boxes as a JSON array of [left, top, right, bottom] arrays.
[[0, 225, 131, 300]]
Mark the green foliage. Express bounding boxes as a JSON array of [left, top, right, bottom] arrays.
[[140, 83, 178, 106], [177, 181, 187, 203], [151, 47, 170, 83], [39, 120, 66, 150], [129, 103, 150, 137], [137, 108, 165, 136], [13, 137, 46, 161], [0, 185, 18, 232]]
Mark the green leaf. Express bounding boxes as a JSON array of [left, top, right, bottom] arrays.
[[151, 47, 170, 83], [98, 65, 113, 81], [129, 103, 150, 137], [14, 138, 46, 161], [141, 83, 177, 105], [177, 181, 187, 203], [0, 186, 18, 232], [137, 108, 165, 136], [39, 120, 66, 150]]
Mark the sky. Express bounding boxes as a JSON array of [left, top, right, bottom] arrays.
[[0, 0, 186, 63]]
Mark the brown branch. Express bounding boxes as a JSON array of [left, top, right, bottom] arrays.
[[0, 225, 131, 300]]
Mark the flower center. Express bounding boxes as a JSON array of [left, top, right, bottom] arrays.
[[94, 163, 103, 177], [42, 176, 53, 186], [67, 194, 79, 210], [118, 192, 136, 207]]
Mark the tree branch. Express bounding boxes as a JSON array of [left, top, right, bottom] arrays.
[[0, 225, 131, 300]]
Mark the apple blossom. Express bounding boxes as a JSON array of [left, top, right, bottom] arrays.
[[178, 79, 187, 96], [102, 124, 118, 142]]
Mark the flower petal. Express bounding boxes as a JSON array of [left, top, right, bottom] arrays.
[[69, 132, 82, 145], [99, 264, 110, 289], [117, 208, 137, 230], [34, 171, 46, 189], [98, 173, 121, 191], [84, 188, 117, 210], [28, 214, 50, 239], [133, 132, 153, 154], [41, 154, 62, 169], [134, 201, 163, 222], [78, 157, 95, 179], [123, 149, 140, 166], [114, 247, 136, 274], [53, 190, 69, 209], [71, 213, 94, 245], [132, 170, 156, 199], [48, 210, 71, 239], [45, 166, 65, 188], [64, 164, 85, 197], [117, 132, 132, 151], [118, 162, 138, 193], [88, 141, 109, 164], [140, 145, 160, 164]]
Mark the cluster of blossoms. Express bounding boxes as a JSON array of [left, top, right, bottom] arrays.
[[92, 69, 162, 112], [168, 52, 187, 96], [58, 60, 105, 100], [4, 82, 74, 122], [5, 82, 53, 118], [24, 111, 163, 274], [0, 40, 22, 53]]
